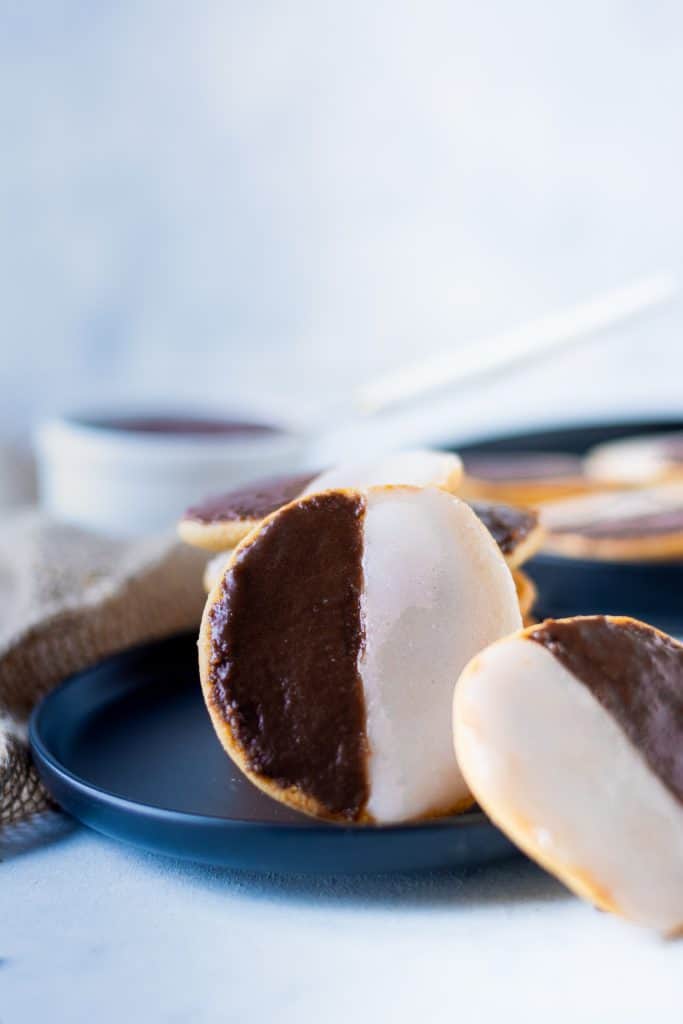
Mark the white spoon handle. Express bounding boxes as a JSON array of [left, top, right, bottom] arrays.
[[358, 272, 678, 414]]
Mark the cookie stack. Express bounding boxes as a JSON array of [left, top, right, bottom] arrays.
[[178, 443, 683, 934]]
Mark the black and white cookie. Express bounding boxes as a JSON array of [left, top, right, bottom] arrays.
[[199, 485, 520, 824], [454, 615, 683, 933], [585, 431, 683, 486], [460, 452, 594, 506], [540, 484, 683, 561]]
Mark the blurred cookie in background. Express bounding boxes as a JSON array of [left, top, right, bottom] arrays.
[[459, 451, 596, 506], [585, 431, 683, 487], [454, 615, 683, 934], [179, 473, 316, 551], [179, 449, 463, 552], [540, 484, 683, 562]]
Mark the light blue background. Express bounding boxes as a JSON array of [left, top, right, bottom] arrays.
[[2, 2, 682, 433]]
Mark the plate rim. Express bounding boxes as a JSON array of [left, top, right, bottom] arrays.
[[29, 644, 489, 837]]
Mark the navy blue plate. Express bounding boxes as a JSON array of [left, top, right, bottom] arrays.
[[30, 418, 683, 872], [30, 632, 516, 873]]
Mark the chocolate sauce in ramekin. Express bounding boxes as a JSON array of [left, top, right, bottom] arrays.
[[71, 415, 281, 437]]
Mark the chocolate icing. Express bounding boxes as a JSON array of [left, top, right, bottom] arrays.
[[463, 452, 583, 482], [186, 473, 316, 523], [469, 501, 538, 555], [208, 491, 369, 819], [530, 617, 683, 805]]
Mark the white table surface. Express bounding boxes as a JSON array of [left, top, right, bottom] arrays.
[[3, 815, 681, 1023]]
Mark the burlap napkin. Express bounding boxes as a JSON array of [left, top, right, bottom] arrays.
[[0, 510, 206, 828]]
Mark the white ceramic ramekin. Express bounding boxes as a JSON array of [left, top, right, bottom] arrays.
[[36, 412, 310, 536]]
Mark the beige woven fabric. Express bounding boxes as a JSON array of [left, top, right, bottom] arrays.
[[0, 511, 207, 827]]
